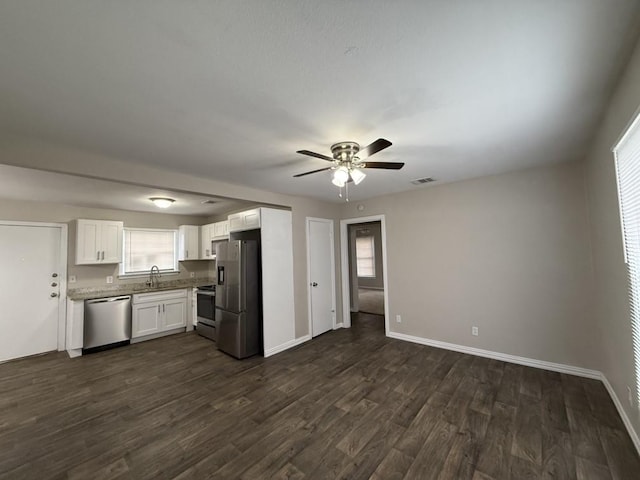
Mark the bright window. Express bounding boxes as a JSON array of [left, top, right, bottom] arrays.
[[120, 228, 178, 275], [356, 235, 375, 278], [614, 111, 640, 409]]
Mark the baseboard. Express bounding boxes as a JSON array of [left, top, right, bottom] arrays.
[[130, 327, 186, 344], [264, 335, 311, 358], [335, 323, 344, 329], [600, 373, 640, 455], [387, 331, 601, 379], [387, 330, 640, 455], [67, 348, 82, 358]]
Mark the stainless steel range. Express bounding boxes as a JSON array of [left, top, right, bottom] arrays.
[[196, 285, 216, 341]]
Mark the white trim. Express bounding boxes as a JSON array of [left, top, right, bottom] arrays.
[[385, 330, 640, 456], [335, 322, 344, 329], [67, 349, 82, 359], [264, 335, 311, 357], [130, 327, 186, 343], [0, 220, 68, 352], [387, 331, 601, 379], [57, 224, 68, 351], [340, 215, 390, 334], [600, 373, 640, 455], [612, 108, 640, 152], [306, 217, 337, 338]]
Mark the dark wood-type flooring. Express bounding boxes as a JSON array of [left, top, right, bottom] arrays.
[[1, 313, 639, 479]]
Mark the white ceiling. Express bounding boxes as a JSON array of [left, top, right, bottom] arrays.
[[0, 164, 256, 216], [1, 1, 639, 203]]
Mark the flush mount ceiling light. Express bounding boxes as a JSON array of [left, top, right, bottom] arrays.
[[149, 197, 175, 209]]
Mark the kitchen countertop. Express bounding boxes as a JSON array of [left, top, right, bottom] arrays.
[[67, 278, 216, 301]]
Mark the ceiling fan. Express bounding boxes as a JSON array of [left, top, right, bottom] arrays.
[[294, 139, 404, 193]]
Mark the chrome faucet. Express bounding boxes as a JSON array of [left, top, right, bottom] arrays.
[[147, 265, 161, 288]]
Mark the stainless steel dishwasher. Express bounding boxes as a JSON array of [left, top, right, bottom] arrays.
[[84, 296, 132, 351]]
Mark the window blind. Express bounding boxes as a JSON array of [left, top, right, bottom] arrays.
[[614, 112, 640, 409], [356, 235, 376, 278], [122, 228, 177, 274]]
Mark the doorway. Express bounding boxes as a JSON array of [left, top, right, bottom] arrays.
[[306, 217, 337, 337], [0, 221, 67, 362], [340, 215, 390, 333]]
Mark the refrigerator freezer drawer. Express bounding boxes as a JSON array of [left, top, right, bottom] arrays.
[[216, 308, 260, 359]]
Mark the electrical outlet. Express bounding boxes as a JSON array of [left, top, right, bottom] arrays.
[[190, 272, 195, 278], [472, 326, 479, 336], [628, 386, 633, 406], [106, 276, 113, 284], [69, 275, 76, 283], [396, 314, 402, 323]]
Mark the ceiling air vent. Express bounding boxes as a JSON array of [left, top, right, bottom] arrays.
[[201, 199, 218, 204], [411, 177, 436, 185]]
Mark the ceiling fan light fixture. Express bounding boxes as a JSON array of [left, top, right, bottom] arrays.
[[350, 168, 366, 185], [332, 166, 349, 187], [149, 197, 175, 208]]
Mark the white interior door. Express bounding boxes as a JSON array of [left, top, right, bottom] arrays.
[[0, 224, 62, 362], [307, 218, 336, 337]]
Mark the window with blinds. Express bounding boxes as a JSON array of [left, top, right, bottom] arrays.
[[121, 228, 178, 275], [614, 111, 640, 409], [356, 235, 376, 278]]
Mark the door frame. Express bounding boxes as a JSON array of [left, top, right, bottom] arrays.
[[0, 220, 68, 352], [340, 215, 390, 335], [306, 217, 337, 336]]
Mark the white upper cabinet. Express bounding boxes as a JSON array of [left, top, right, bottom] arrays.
[[212, 220, 229, 240], [178, 225, 200, 261], [228, 209, 261, 232], [200, 223, 215, 259], [75, 219, 123, 265]]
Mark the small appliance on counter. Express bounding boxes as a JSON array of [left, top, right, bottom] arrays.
[[196, 284, 216, 341]]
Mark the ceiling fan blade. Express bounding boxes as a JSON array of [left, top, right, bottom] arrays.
[[358, 138, 392, 158], [296, 150, 334, 162], [360, 161, 405, 170], [293, 167, 333, 178]]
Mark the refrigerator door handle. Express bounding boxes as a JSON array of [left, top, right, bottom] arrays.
[[217, 266, 225, 285]]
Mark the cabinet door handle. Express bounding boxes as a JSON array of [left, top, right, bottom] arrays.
[[163, 304, 165, 313], [96, 251, 100, 261], [101, 251, 105, 261]]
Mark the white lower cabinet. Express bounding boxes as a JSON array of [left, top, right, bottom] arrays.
[[132, 302, 162, 337], [163, 298, 187, 330], [132, 289, 187, 340]]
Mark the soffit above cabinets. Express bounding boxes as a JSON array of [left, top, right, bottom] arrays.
[[0, 164, 258, 216]]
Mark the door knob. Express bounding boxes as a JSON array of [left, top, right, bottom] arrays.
[[50, 292, 58, 297], [312, 282, 318, 287], [52, 273, 58, 278], [51, 282, 58, 287]]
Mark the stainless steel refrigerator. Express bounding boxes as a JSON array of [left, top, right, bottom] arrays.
[[215, 239, 262, 358]]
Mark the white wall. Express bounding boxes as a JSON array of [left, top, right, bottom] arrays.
[[341, 161, 597, 369], [585, 35, 640, 437]]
